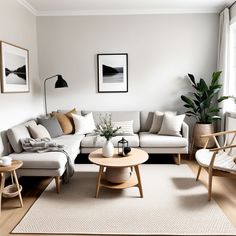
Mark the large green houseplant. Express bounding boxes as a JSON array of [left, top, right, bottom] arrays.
[[181, 71, 229, 123], [181, 71, 229, 148]]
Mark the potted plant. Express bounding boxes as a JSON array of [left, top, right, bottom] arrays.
[[94, 114, 121, 157], [181, 71, 230, 148]]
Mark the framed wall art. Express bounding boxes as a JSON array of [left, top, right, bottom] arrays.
[[97, 53, 128, 93], [0, 41, 29, 93]]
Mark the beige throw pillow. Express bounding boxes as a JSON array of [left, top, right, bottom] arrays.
[[28, 124, 51, 139], [158, 114, 185, 137], [149, 111, 176, 133]]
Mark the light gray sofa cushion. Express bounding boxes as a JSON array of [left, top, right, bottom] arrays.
[[82, 110, 140, 133], [7, 124, 31, 153], [81, 134, 139, 148], [10, 151, 67, 169], [139, 132, 188, 148], [52, 134, 84, 161]]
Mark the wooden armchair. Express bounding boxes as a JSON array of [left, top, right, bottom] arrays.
[[195, 130, 236, 201]]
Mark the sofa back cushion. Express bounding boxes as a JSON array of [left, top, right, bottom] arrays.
[[82, 111, 140, 133], [140, 111, 154, 132], [0, 131, 11, 156], [7, 124, 31, 153]]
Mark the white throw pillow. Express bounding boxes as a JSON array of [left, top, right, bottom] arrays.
[[112, 120, 134, 135], [149, 111, 176, 133], [27, 124, 51, 139], [158, 114, 185, 137], [72, 113, 96, 135]]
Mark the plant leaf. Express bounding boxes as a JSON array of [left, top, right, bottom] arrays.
[[211, 71, 221, 85], [188, 74, 196, 85], [199, 78, 208, 92], [218, 96, 230, 103], [181, 95, 195, 107]]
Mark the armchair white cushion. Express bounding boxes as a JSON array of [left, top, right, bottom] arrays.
[[196, 149, 236, 173]]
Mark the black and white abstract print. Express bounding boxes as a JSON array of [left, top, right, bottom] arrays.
[[102, 64, 124, 83], [5, 52, 26, 85]]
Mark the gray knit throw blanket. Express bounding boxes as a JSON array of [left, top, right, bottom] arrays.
[[20, 137, 74, 183]]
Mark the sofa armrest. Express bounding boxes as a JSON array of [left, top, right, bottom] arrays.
[[182, 121, 189, 140]]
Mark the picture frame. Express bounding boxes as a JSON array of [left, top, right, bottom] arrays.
[[0, 41, 29, 93], [97, 53, 128, 93]]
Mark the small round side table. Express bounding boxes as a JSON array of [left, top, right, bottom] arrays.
[[0, 160, 23, 216]]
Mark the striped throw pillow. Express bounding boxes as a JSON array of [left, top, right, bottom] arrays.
[[112, 120, 134, 136]]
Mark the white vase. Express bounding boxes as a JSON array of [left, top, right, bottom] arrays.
[[102, 140, 114, 158]]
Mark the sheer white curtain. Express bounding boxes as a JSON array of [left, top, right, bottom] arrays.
[[217, 8, 236, 131], [217, 8, 231, 114]]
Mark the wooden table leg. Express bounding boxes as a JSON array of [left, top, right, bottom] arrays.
[[134, 165, 143, 198], [10, 172, 14, 184], [12, 170, 23, 207], [95, 166, 104, 198], [0, 173, 5, 217]]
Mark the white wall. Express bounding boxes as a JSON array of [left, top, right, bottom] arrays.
[[0, 0, 43, 132], [37, 14, 219, 114]]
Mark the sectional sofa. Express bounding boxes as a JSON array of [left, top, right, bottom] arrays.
[[1, 110, 189, 193]]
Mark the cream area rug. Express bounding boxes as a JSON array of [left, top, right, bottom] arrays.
[[13, 164, 236, 235]]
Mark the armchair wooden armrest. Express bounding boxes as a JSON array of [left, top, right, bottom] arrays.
[[209, 144, 236, 152], [201, 130, 236, 138], [200, 130, 236, 149]]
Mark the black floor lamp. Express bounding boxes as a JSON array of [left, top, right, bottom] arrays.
[[44, 74, 68, 115]]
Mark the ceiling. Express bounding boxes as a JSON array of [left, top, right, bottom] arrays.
[[18, 0, 235, 16]]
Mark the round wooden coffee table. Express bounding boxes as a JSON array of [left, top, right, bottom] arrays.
[[88, 148, 148, 198]]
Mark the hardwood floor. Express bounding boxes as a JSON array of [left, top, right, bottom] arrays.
[[0, 156, 235, 236]]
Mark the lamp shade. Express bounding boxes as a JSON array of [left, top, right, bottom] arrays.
[[55, 75, 68, 88]]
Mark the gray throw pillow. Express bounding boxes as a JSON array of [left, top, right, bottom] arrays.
[[38, 117, 63, 138]]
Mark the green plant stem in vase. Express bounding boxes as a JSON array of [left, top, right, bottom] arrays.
[[94, 114, 121, 157]]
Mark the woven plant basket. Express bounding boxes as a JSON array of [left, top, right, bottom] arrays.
[[3, 184, 22, 198]]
